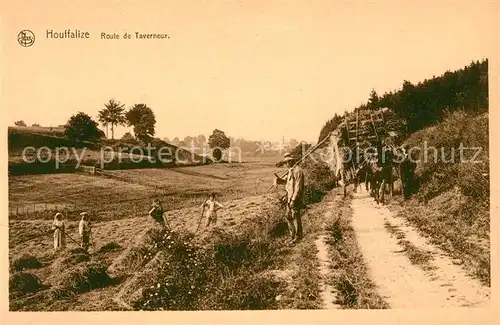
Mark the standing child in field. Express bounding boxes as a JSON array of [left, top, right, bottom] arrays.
[[52, 212, 67, 251], [149, 198, 168, 228], [79, 212, 92, 252], [201, 193, 224, 228]]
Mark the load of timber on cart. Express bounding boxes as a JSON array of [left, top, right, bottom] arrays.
[[271, 106, 407, 197], [337, 107, 407, 148], [324, 107, 407, 190]]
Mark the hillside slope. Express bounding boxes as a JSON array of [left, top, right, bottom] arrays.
[[391, 111, 490, 285], [8, 127, 208, 175]]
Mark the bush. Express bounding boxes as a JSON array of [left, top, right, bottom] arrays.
[[457, 162, 489, 200], [302, 159, 336, 204], [65, 112, 103, 142], [407, 111, 489, 202], [199, 273, 281, 310]]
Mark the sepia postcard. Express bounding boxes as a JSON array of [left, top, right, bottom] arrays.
[[1, 0, 499, 324]]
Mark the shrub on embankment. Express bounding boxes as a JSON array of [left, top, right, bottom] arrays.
[[127, 201, 288, 310], [325, 196, 389, 309], [406, 111, 489, 201], [399, 110, 490, 284], [302, 157, 337, 205]]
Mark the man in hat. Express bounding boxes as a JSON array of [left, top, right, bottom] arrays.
[[274, 153, 305, 244], [78, 212, 92, 252]]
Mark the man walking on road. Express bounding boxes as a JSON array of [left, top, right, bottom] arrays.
[[274, 153, 305, 244]]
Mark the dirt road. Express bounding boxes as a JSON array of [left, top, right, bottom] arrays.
[[350, 188, 490, 308]]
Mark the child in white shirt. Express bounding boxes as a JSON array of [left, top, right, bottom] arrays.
[[201, 193, 224, 228]]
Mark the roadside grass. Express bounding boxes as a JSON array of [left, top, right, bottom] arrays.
[[282, 160, 338, 309], [289, 243, 322, 309], [395, 111, 490, 285], [394, 200, 490, 285], [283, 203, 326, 310], [384, 222, 435, 272], [324, 194, 389, 309]]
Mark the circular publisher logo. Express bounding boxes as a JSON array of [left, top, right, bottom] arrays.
[[18, 30, 35, 47]]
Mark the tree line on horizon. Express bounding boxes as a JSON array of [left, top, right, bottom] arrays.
[[317, 59, 489, 144], [12, 99, 242, 161], [164, 135, 303, 155], [12, 99, 304, 160]]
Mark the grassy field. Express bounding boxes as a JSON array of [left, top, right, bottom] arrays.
[[8, 157, 280, 220], [9, 155, 323, 311]]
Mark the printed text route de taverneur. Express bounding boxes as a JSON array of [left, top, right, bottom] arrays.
[[46, 29, 90, 39]]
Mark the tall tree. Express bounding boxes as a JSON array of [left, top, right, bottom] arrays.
[[317, 113, 343, 145], [126, 104, 156, 142], [208, 129, 231, 160], [197, 135, 207, 148], [14, 120, 26, 127], [367, 89, 380, 110], [97, 108, 110, 138], [103, 99, 126, 139], [184, 136, 195, 147]]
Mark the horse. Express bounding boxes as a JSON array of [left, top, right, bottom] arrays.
[[367, 145, 398, 204], [398, 146, 417, 200], [353, 160, 371, 193]]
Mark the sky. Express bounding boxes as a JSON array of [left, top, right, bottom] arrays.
[[1, 0, 497, 143]]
